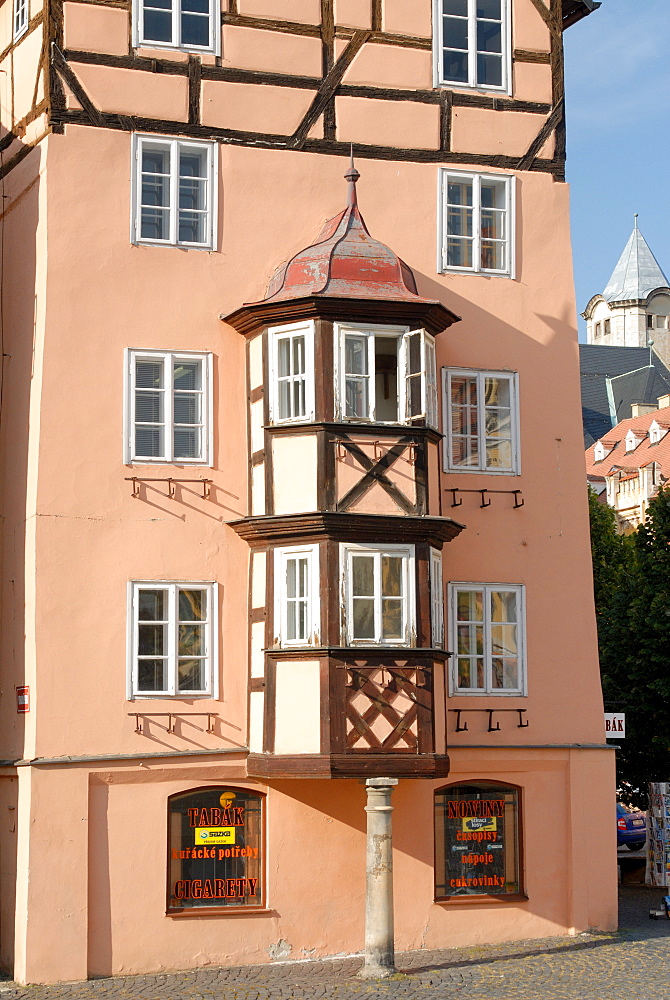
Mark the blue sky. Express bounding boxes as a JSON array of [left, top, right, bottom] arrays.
[[563, 0, 670, 337]]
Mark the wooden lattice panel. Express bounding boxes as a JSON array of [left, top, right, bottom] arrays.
[[345, 666, 426, 752]]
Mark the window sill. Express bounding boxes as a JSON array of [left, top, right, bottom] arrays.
[[434, 893, 528, 905], [136, 42, 217, 57], [444, 467, 519, 476], [449, 692, 527, 699], [167, 906, 272, 917], [132, 241, 216, 253], [129, 694, 215, 701], [438, 268, 514, 280], [125, 460, 211, 467], [434, 82, 512, 98]]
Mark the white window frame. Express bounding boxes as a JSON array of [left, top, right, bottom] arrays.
[[268, 321, 316, 425], [124, 349, 213, 465], [13, 0, 28, 39], [334, 323, 438, 428], [341, 543, 416, 647], [274, 544, 320, 647], [131, 134, 218, 250], [433, 0, 511, 94], [449, 582, 526, 696], [443, 367, 520, 474], [430, 547, 444, 649], [133, 0, 220, 54], [127, 581, 218, 699], [438, 169, 515, 277]]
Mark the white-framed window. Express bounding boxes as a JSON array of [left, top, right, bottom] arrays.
[[268, 322, 315, 424], [438, 170, 515, 277], [450, 583, 525, 695], [443, 368, 519, 473], [131, 135, 217, 249], [430, 548, 444, 648], [13, 0, 28, 39], [274, 545, 320, 646], [124, 349, 212, 464], [128, 582, 217, 698], [134, 0, 219, 53], [434, 0, 511, 93], [342, 543, 415, 646], [335, 324, 437, 427]]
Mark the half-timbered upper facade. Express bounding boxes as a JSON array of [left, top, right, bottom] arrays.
[[2, 0, 600, 182]]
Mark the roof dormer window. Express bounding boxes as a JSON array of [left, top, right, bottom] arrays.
[[649, 420, 669, 445], [625, 429, 644, 453], [594, 439, 615, 462]]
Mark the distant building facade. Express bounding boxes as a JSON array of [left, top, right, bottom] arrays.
[[582, 221, 670, 368], [586, 396, 670, 530], [579, 344, 670, 448]]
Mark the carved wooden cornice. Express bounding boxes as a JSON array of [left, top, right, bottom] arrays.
[[230, 511, 465, 547], [222, 295, 460, 338], [246, 752, 451, 780]]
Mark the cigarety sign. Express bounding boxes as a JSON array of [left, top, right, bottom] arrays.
[[16, 687, 29, 713], [605, 713, 625, 738]]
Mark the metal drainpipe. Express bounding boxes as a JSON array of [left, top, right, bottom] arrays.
[[358, 776, 398, 979]]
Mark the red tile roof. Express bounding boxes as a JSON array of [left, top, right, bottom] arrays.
[[586, 405, 670, 479]]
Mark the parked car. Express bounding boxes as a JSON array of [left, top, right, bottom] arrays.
[[617, 802, 646, 850]]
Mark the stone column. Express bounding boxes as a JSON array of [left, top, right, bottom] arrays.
[[358, 776, 398, 979]]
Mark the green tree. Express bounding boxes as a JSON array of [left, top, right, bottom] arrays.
[[590, 486, 670, 805]]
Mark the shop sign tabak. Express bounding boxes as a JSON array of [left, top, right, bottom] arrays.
[[604, 713, 625, 738], [168, 789, 262, 910]]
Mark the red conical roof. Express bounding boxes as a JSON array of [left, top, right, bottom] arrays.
[[222, 159, 460, 336], [261, 158, 434, 306]]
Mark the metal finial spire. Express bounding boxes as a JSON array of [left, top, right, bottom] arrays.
[[634, 213, 639, 229], [344, 145, 360, 208]]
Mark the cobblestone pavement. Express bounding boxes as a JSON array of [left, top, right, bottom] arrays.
[[2, 885, 670, 999]]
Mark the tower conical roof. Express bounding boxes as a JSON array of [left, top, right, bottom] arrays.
[[603, 219, 669, 303]]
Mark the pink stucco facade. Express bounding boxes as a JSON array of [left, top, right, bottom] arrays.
[[1, 0, 616, 985]]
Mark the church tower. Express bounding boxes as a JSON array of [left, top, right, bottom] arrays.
[[583, 219, 670, 365]]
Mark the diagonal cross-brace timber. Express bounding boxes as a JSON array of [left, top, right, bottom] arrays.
[[336, 436, 417, 515], [51, 44, 106, 128], [289, 29, 371, 149]]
